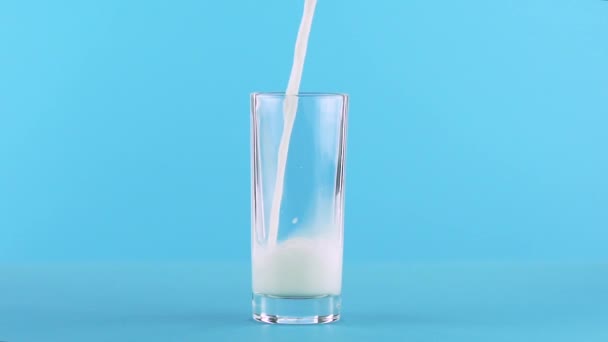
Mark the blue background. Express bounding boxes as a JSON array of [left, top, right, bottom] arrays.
[[1, 0, 607, 340], [2, 0, 607, 263]]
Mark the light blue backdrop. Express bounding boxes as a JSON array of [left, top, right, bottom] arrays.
[[1, 0, 606, 262]]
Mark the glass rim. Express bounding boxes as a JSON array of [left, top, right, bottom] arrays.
[[251, 92, 348, 99]]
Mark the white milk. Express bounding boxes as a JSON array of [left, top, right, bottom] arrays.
[[266, 0, 317, 246], [254, 0, 342, 297], [253, 235, 342, 297]]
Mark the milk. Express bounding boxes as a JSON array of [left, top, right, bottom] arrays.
[[253, 0, 342, 297], [253, 235, 342, 297], [266, 0, 317, 246]]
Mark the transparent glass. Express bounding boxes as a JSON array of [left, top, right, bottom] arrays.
[[250, 92, 348, 324]]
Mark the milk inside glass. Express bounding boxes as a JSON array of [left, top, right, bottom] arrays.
[[252, 0, 342, 298]]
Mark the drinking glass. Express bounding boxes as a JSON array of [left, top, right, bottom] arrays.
[[250, 92, 348, 324]]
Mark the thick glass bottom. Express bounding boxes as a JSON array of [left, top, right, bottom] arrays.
[[252, 293, 341, 324]]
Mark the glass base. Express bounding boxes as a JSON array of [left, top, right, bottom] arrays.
[[252, 293, 341, 324]]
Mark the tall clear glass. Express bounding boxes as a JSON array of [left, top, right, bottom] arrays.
[[250, 92, 348, 324]]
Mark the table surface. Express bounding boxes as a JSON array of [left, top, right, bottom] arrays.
[[1, 261, 606, 341]]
